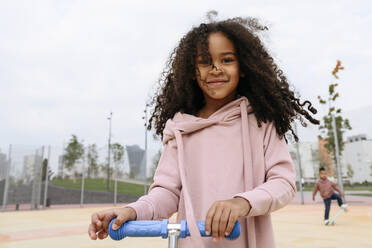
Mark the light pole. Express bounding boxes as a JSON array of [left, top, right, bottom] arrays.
[[142, 104, 149, 194], [327, 89, 344, 196], [43, 146, 51, 208], [107, 112, 113, 191], [80, 148, 86, 208], [331, 113, 344, 195], [2, 144, 11, 212]]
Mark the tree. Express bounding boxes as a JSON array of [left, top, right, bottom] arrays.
[[87, 144, 99, 179], [311, 148, 328, 178], [129, 164, 140, 179], [41, 159, 54, 181], [99, 163, 107, 177], [317, 60, 352, 173], [63, 135, 85, 172], [112, 143, 125, 179], [346, 164, 354, 179], [150, 149, 162, 180]]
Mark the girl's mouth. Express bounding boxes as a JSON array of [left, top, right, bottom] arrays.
[[207, 80, 228, 87]]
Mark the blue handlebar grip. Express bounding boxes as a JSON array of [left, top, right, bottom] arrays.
[[108, 218, 241, 241], [188, 220, 241, 240], [108, 218, 169, 240]]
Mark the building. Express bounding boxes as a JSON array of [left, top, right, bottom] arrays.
[[288, 141, 319, 184], [125, 145, 146, 179], [343, 134, 372, 183], [22, 154, 42, 184], [57, 155, 64, 178], [288, 134, 372, 185]]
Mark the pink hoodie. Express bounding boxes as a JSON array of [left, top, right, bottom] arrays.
[[126, 96, 296, 247]]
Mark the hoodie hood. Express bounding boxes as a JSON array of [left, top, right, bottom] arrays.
[[161, 96, 255, 242], [163, 96, 253, 144]]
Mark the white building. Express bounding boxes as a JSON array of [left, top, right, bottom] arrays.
[[288, 142, 320, 184], [343, 134, 372, 183], [23, 154, 38, 184]]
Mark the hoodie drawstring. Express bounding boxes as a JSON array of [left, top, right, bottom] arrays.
[[240, 101, 257, 247], [174, 129, 202, 241]]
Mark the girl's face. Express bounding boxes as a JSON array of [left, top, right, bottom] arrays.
[[195, 32, 242, 103]]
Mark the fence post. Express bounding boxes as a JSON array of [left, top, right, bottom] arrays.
[[80, 153, 86, 208], [1, 144, 12, 212], [37, 146, 45, 209], [114, 163, 117, 206], [43, 146, 51, 208], [294, 123, 304, 205], [31, 147, 44, 210]]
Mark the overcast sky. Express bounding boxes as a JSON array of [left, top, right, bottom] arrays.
[[1, 0, 372, 159]]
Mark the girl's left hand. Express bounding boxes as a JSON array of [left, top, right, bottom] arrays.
[[205, 197, 251, 241]]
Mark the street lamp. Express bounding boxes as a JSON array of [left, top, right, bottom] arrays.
[[107, 112, 113, 191], [142, 104, 150, 194]]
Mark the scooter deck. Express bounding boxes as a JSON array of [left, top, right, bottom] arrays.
[[327, 208, 345, 225]]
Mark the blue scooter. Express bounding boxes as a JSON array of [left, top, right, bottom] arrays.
[[109, 218, 241, 248]]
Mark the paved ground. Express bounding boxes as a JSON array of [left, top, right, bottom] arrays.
[[273, 204, 372, 248], [1, 196, 372, 248]]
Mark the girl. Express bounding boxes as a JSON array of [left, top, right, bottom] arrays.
[[88, 17, 319, 247]]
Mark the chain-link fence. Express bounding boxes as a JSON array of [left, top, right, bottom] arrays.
[[1, 144, 152, 212]]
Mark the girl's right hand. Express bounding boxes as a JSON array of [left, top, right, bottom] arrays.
[[88, 207, 137, 240]]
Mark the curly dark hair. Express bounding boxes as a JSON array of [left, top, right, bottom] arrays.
[[147, 17, 319, 142]]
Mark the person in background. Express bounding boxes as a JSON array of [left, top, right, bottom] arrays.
[[313, 167, 348, 225]]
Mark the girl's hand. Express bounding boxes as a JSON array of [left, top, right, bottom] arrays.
[[205, 197, 251, 241], [88, 207, 137, 240]]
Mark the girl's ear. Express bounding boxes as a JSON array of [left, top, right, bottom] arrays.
[[240, 72, 245, 78]]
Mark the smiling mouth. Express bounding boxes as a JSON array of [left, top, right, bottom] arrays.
[[207, 80, 228, 87]]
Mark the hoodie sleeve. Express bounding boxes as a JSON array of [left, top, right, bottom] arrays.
[[125, 139, 181, 220], [234, 122, 297, 217]]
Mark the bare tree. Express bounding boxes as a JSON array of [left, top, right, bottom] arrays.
[[318, 60, 352, 175]]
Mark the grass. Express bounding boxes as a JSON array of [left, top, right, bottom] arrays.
[[51, 179, 372, 197], [50, 178, 145, 196]]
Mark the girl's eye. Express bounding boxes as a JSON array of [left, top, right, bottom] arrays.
[[222, 57, 234, 63]]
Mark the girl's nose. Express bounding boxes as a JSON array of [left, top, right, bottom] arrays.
[[209, 63, 223, 74], [211, 64, 219, 71]]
